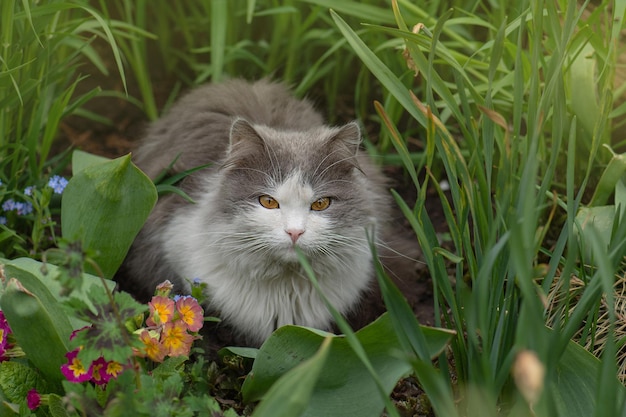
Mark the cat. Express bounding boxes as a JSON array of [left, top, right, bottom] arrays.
[[118, 79, 417, 346]]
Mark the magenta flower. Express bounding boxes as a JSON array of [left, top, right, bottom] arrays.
[[175, 296, 204, 332], [0, 311, 13, 362], [89, 357, 126, 386], [60, 349, 91, 383], [89, 357, 110, 386], [61, 325, 128, 386], [70, 325, 91, 340], [26, 389, 41, 410]]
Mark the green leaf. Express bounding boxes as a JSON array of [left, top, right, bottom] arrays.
[[0, 257, 115, 328], [568, 43, 600, 145], [219, 346, 259, 360], [616, 175, 626, 210], [1, 260, 75, 336], [151, 356, 187, 380], [551, 339, 626, 417], [589, 147, 626, 207], [71, 149, 111, 174], [575, 206, 614, 263], [47, 393, 70, 417], [242, 313, 452, 417], [210, 0, 227, 82], [0, 389, 19, 416], [251, 337, 332, 417], [0, 278, 69, 393], [61, 153, 157, 279], [330, 10, 425, 128], [369, 236, 458, 416], [0, 361, 46, 403], [67, 287, 146, 365]]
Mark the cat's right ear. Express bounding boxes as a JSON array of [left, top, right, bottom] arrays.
[[228, 118, 267, 158]]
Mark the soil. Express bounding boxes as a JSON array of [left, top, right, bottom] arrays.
[[57, 70, 446, 416]]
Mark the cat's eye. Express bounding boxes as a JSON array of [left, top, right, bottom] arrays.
[[311, 197, 331, 211], [259, 195, 279, 209]]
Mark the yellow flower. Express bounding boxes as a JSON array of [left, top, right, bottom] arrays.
[[69, 357, 88, 378], [106, 361, 124, 378]]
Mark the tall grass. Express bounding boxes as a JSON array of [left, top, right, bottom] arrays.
[[330, 0, 626, 414], [86, 0, 412, 128], [0, 0, 130, 257]]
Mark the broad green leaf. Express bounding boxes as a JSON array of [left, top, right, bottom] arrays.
[[219, 346, 259, 360], [47, 394, 70, 417], [1, 261, 73, 338], [0, 278, 68, 393], [575, 206, 614, 263], [568, 43, 599, 145], [589, 147, 626, 207], [242, 313, 453, 417], [251, 337, 332, 417], [295, 249, 404, 417], [551, 338, 626, 417], [71, 149, 110, 174], [0, 257, 115, 329], [0, 361, 46, 403], [61, 154, 157, 279], [0, 385, 18, 416]]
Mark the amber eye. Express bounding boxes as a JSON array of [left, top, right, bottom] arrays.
[[311, 197, 331, 211], [259, 195, 279, 209]]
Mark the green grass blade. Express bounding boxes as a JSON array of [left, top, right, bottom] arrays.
[[211, 0, 227, 82], [251, 337, 332, 417]]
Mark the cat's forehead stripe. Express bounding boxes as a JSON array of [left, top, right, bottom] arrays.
[[272, 170, 314, 202]]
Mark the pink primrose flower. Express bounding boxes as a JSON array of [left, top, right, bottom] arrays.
[[60, 348, 92, 383], [147, 296, 175, 327], [155, 280, 174, 297], [138, 329, 167, 363], [0, 311, 13, 362], [161, 321, 194, 357], [26, 389, 41, 410], [89, 357, 111, 386], [175, 296, 204, 332]]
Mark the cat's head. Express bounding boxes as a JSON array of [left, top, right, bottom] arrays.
[[214, 118, 379, 264]]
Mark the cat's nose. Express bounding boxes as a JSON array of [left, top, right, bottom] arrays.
[[285, 228, 305, 244]]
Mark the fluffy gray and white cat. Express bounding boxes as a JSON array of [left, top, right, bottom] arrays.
[[119, 79, 415, 345]]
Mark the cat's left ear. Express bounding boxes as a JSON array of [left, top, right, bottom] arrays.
[[328, 122, 362, 156]]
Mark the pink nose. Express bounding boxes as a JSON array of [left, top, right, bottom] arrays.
[[286, 229, 305, 244]]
